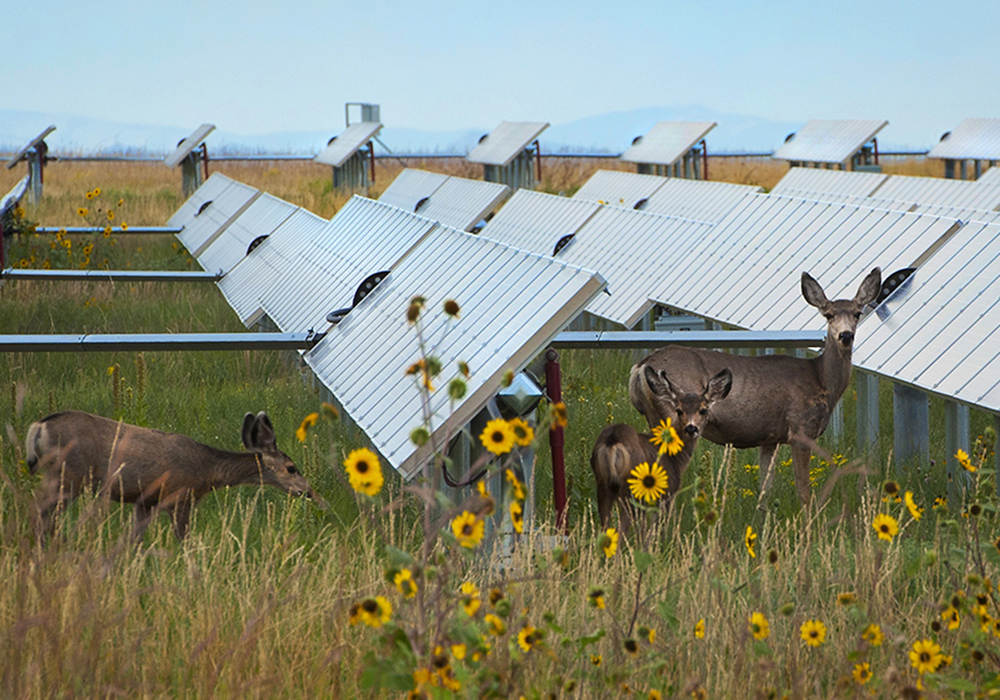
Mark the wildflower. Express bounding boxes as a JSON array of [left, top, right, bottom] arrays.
[[296, 412, 319, 442], [354, 596, 392, 628], [107, 209, 115, 220], [343, 447, 384, 496], [767, 549, 779, 565], [443, 299, 460, 317], [883, 480, 899, 496], [590, 654, 602, 666], [749, 612, 770, 640], [909, 638, 943, 675], [745, 525, 758, 558], [744, 463, 759, 474], [505, 469, 526, 500], [588, 588, 606, 610], [800, 619, 827, 647], [480, 418, 515, 456], [93, 187, 101, 196], [650, 418, 684, 456], [83, 243, 93, 256], [872, 513, 899, 542], [956, 449, 975, 472], [118, 198, 124, 207], [86, 191, 94, 200], [517, 625, 539, 652], [450, 643, 466, 660], [451, 511, 485, 549], [941, 606, 960, 630], [905, 491, 923, 521], [77, 207, 89, 217], [120, 222, 128, 231], [694, 618, 705, 639], [510, 500, 524, 534], [508, 417, 534, 446], [601, 528, 619, 558], [934, 495, 947, 509], [639, 625, 655, 644], [394, 569, 417, 598], [14, 206, 25, 218], [627, 461, 669, 503], [103, 225, 112, 236], [62, 239, 71, 249], [485, 613, 505, 635], [488, 588, 504, 607], [623, 638, 639, 656], [648, 691, 662, 700], [837, 592, 857, 606], [550, 401, 568, 429], [460, 581, 481, 616], [853, 662, 872, 685]]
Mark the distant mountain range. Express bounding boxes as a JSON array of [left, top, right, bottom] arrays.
[[0, 106, 913, 157]]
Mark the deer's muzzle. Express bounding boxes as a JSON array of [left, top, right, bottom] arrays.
[[838, 331, 854, 347]]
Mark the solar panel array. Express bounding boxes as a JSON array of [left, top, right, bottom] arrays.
[[314, 122, 382, 167], [169, 173, 261, 256], [769, 167, 888, 197], [378, 169, 449, 211], [164, 124, 215, 168], [977, 167, 1000, 185], [872, 176, 1000, 211], [378, 168, 510, 231], [926, 118, 1000, 161], [478, 189, 601, 256], [573, 171, 668, 209], [772, 119, 888, 165], [466, 121, 549, 166], [619, 121, 716, 166], [196, 194, 299, 275]]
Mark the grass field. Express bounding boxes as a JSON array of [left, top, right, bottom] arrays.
[[1, 157, 998, 698]]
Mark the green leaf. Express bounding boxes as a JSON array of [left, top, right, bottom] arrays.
[[577, 629, 606, 648], [385, 545, 415, 568], [634, 550, 654, 574]]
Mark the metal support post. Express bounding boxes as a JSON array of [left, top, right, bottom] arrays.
[[944, 159, 955, 179], [828, 399, 844, 443], [893, 383, 929, 471], [27, 149, 44, 205], [974, 160, 983, 180], [181, 151, 203, 198], [544, 348, 567, 533], [960, 160, 967, 180], [944, 400, 971, 505], [856, 372, 880, 456]]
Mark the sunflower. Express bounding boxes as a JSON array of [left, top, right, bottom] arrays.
[[590, 654, 602, 666], [852, 662, 872, 685], [103, 224, 112, 236], [508, 417, 534, 446], [394, 569, 417, 598], [85, 190, 94, 200], [800, 619, 827, 647], [872, 513, 899, 542], [480, 418, 515, 456], [120, 222, 128, 231], [905, 491, 923, 521], [639, 625, 655, 644], [77, 207, 89, 217], [550, 401, 568, 429], [601, 527, 619, 558], [627, 461, 669, 503], [694, 618, 705, 639], [93, 187, 101, 196], [106, 209, 115, 220], [745, 525, 758, 558], [451, 511, 485, 549], [485, 613, 505, 635], [459, 581, 481, 616], [956, 449, 975, 472], [909, 638, 943, 675], [450, 643, 466, 661], [837, 592, 856, 606], [505, 468, 526, 500], [588, 588, 606, 610], [749, 612, 769, 640], [296, 412, 319, 442], [356, 596, 392, 628], [510, 500, 524, 534], [941, 606, 960, 630], [343, 448, 384, 496], [517, 625, 539, 652], [650, 418, 684, 456]]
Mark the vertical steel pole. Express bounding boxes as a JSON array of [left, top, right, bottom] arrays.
[[856, 371, 880, 456], [893, 383, 929, 473], [944, 400, 971, 505], [201, 143, 210, 181], [545, 348, 567, 533]]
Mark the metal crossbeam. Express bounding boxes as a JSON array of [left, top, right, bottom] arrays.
[[550, 330, 825, 349], [2, 269, 219, 282], [34, 226, 183, 235], [0, 332, 320, 352]]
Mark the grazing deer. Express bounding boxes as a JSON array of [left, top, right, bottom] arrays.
[[592, 368, 732, 530], [26, 410, 318, 540], [630, 268, 881, 506]]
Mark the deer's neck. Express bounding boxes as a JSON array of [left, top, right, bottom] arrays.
[[816, 336, 853, 409], [205, 449, 273, 491]]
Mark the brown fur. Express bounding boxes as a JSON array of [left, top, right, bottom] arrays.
[[26, 410, 318, 540]]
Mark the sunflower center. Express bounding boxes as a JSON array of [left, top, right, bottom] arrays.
[[642, 475, 656, 488], [880, 525, 889, 533], [809, 631, 818, 638], [462, 524, 473, 536], [356, 460, 369, 474], [920, 652, 930, 662], [490, 431, 504, 443]]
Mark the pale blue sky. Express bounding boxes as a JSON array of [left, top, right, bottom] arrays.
[[4, 0, 998, 148]]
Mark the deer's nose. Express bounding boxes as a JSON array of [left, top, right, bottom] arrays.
[[684, 424, 699, 436], [839, 331, 854, 346]]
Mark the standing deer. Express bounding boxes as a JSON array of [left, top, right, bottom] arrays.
[[630, 268, 881, 507], [26, 410, 319, 540], [592, 368, 732, 530]]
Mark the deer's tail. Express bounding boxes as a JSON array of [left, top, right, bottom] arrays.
[[25, 421, 45, 474]]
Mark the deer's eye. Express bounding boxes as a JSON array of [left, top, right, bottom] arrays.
[[699, 408, 708, 415], [676, 408, 683, 415], [287, 465, 299, 475], [824, 313, 834, 321]]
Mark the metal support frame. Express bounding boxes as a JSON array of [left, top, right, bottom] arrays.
[[544, 349, 567, 534], [483, 146, 538, 191], [26, 146, 47, 205], [944, 400, 971, 505], [892, 383, 929, 471], [856, 371, 880, 455], [181, 150, 203, 199], [944, 159, 956, 179], [332, 147, 372, 193], [828, 399, 844, 443]]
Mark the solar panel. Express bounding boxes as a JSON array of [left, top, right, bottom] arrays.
[[303, 226, 606, 478], [641, 179, 762, 223], [171, 175, 261, 257], [769, 167, 888, 197], [977, 166, 1000, 185], [772, 120, 888, 165], [556, 206, 715, 328], [314, 122, 382, 167], [163, 124, 215, 168], [378, 169, 449, 211], [926, 118, 1000, 161], [466, 121, 549, 167], [872, 175, 1000, 210], [573, 170, 669, 209], [413, 177, 510, 232], [166, 172, 235, 230], [651, 194, 961, 332], [774, 190, 916, 211], [619, 121, 716, 165], [854, 220, 1000, 412], [477, 189, 601, 256], [5, 126, 56, 170], [196, 194, 299, 275]]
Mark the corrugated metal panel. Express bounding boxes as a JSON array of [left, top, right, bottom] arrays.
[[163, 124, 215, 168], [911, 203, 1000, 224], [314, 122, 382, 167], [770, 167, 888, 197], [166, 173, 236, 230], [926, 118, 1000, 160], [619, 121, 716, 165], [556, 206, 715, 328], [466, 121, 549, 166], [573, 170, 669, 209], [477, 189, 600, 255], [652, 194, 961, 332], [174, 177, 261, 257], [415, 177, 510, 231], [1, 175, 29, 211], [873, 175, 1000, 210], [197, 194, 299, 275], [775, 190, 916, 211], [304, 226, 606, 479], [642, 179, 762, 223], [217, 208, 329, 325], [378, 168, 449, 211], [854, 221, 1000, 413], [976, 166, 1000, 185], [260, 197, 438, 333], [772, 120, 888, 165]]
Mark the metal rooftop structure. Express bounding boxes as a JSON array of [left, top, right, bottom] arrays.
[[927, 118, 1000, 179], [770, 167, 888, 197], [620, 121, 715, 179], [466, 121, 549, 190], [477, 189, 601, 256], [303, 226, 606, 479], [977, 166, 1000, 185], [772, 119, 888, 169], [164, 124, 216, 197], [168, 174, 261, 258]]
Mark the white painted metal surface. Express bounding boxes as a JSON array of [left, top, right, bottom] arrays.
[[872, 175, 1000, 210], [1, 176, 29, 212], [641, 178, 762, 223], [651, 194, 961, 332], [774, 190, 916, 211], [304, 226, 606, 478], [414, 177, 510, 232], [163, 124, 215, 168], [557, 206, 715, 328], [5, 126, 56, 169], [620, 121, 716, 165], [166, 172, 234, 230], [854, 221, 1000, 413], [466, 121, 549, 166], [976, 166, 1000, 185], [573, 170, 669, 209], [378, 168, 449, 211], [770, 166, 888, 197], [772, 120, 888, 165], [172, 175, 261, 257], [912, 203, 1000, 224], [477, 189, 600, 255], [197, 193, 299, 275], [314, 122, 382, 167], [927, 118, 1000, 161]]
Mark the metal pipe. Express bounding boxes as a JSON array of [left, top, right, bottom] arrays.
[[533, 140, 542, 183], [368, 143, 376, 183], [35, 226, 183, 235], [700, 139, 708, 181], [873, 138, 879, 165], [2, 269, 221, 282], [0, 331, 320, 353], [544, 348, 568, 533], [201, 143, 210, 181]]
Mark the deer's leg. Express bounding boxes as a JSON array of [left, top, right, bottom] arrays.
[[790, 443, 813, 507], [170, 493, 194, 540], [596, 479, 613, 528], [132, 502, 155, 542]]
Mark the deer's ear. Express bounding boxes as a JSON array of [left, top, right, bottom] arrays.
[[707, 368, 733, 402], [854, 267, 882, 306], [241, 412, 256, 449], [245, 412, 277, 451], [801, 272, 828, 308], [644, 365, 678, 402]]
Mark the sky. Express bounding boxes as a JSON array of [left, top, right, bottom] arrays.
[[3, 0, 999, 150]]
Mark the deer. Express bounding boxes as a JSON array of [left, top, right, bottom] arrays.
[[630, 268, 882, 507], [592, 367, 732, 531], [26, 410, 320, 540]]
